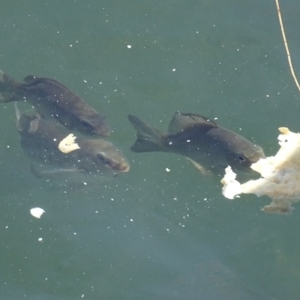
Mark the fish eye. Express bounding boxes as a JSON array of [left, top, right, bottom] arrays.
[[237, 155, 246, 162], [81, 120, 92, 128], [96, 153, 110, 165]]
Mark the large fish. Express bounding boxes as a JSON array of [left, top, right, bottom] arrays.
[[0, 70, 110, 137], [15, 104, 129, 185], [128, 112, 265, 174]]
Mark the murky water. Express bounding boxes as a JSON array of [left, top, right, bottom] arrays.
[[0, 0, 300, 299]]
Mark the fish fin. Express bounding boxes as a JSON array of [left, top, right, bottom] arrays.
[[14, 102, 21, 129], [128, 114, 164, 152], [168, 112, 218, 134], [30, 163, 115, 190], [14, 102, 31, 132], [0, 70, 23, 102], [185, 157, 210, 175], [23, 75, 36, 84], [15, 103, 40, 132], [30, 163, 83, 178]]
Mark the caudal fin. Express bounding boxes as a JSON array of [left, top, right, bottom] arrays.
[[128, 115, 165, 152], [0, 70, 23, 103]]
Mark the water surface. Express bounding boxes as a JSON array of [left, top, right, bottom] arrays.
[[0, 1, 300, 299]]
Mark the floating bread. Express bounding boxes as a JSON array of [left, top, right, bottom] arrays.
[[58, 133, 80, 153], [30, 207, 45, 219], [221, 127, 300, 214]]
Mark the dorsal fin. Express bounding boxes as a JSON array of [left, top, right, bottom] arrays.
[[168, 112, 218, 134], [23, 75, 37, 84]]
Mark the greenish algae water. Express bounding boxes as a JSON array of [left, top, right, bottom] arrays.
[[0, 0, 300, 299]]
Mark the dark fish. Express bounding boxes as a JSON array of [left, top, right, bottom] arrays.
[[0, 70, 110, 137], [15, 104, 129, 184], [128, 112, 265, 174]]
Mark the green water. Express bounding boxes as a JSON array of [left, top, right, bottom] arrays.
[[0, 0, 300, 299]]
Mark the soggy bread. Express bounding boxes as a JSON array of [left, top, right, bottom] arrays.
[[221, 127, 300, 214], [58, 134, 80, 153]]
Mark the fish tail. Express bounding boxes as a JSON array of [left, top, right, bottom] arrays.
[[0, 70, 24, 103], [128, 114, 165, 152]]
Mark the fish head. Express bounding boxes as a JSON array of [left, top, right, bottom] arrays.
[[224, 142, 265, 172], [79, 139, 130, 173], [79, 115, 111, 137]]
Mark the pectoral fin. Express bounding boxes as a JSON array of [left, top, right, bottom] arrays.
[[185, 158, 210, 175], [30, 163, 83, 179]]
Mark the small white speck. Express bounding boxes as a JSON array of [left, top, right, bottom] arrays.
[[166, 168, 171, 172], [83, 182, 87, 185], [5, 226, 8, 229], [266, 94, 270, 97], [7, 145, 10, 148], [53, 138, 57, 142], [172, 68, 176, 72], [127, 45, 132, 49], [74, 232, 77, 235], [186, 140, 190, 143], [81, 294, 85, 298], [168, 141, 173, 145], [70, 44, 73, 47], [38, 237, 43, 242], [130, 219, 133, 222], [84, 80, 87, 83], [166, 228, 170, 232], [111, 198, 114, 201], [214, 117, 218, 120]]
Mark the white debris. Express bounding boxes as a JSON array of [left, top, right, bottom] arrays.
[[30, 207, 45, 219], [58, 134, 80, 153], [221, 127, 300, 214]]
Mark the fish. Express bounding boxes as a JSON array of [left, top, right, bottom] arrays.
[[15, 104, 129, 185], [128, 112, 265, 174], [0, 70, 110, 137]]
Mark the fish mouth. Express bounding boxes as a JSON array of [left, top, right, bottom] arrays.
[[104, 160, 130, 173], [93, 125, 111, 137], [115, 162, 130, 173]]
